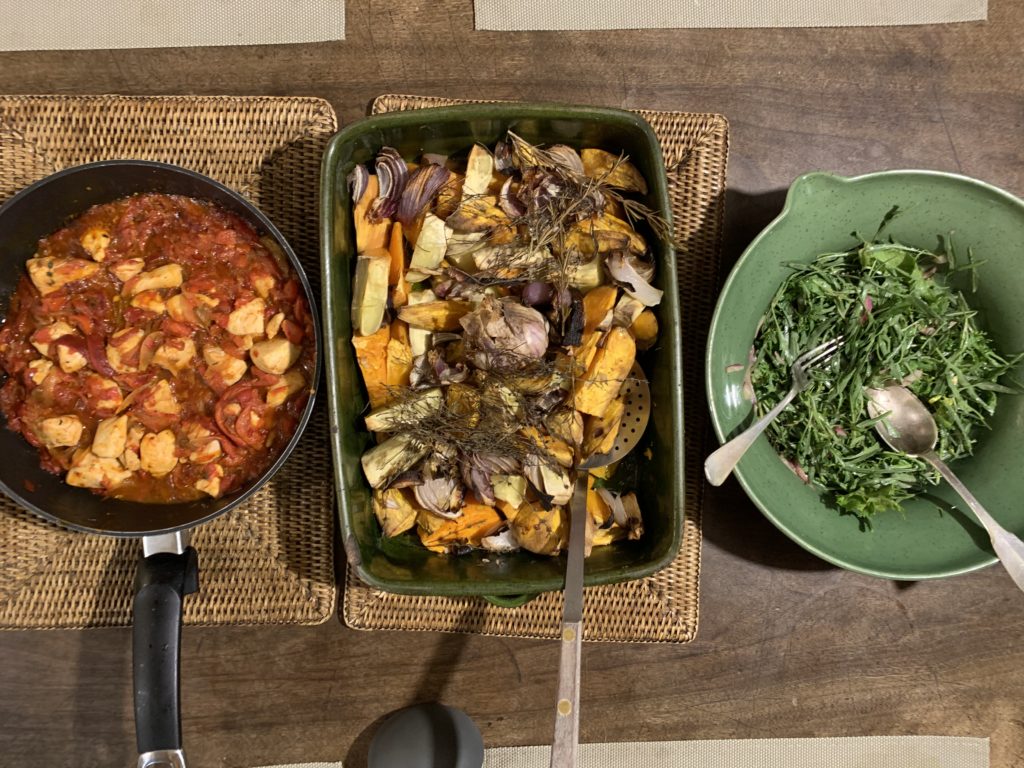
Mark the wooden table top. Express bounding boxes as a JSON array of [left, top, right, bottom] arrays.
[[1, 3, 1022, 767]]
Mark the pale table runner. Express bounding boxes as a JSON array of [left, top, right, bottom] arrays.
[[475, 0, 987, 30], [0, 0, 345, 51], [259, 735, 989, 767]]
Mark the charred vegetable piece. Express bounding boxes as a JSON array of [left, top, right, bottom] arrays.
[[446, 196, 510, 234], [511, 502, 566, 555], [388, 223, 410, 308], [583, 397, 625, 458], [373, 488, 418, 537], [365, 388, 444, 432], [361, 433, 429, 489]]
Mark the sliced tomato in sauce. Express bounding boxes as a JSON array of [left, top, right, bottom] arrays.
[[0, 193, 312, 503]]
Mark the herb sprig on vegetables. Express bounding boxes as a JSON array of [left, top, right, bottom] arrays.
[[751, 209, 1022, 521]]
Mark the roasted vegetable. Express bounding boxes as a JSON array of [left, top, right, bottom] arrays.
[[607, 252, 662, 306], [354, 175, 391, 252], [446, 196, 510, 233], [351, 324, 390, 408], [388, 223, 410, 308], [492, 474, 527, 509], [352, 247, 390, 336], [407, 213, 449, 282], [462, 144, 495, 198], [580, 148, 648, 194], [631, 309, 659, 350], [583, 396, 625, 458], [418, 502, 504, 550], [361, 433, 428, 489], [545, 407, 584, 448], [386, 320, 413, 389], [405, 289, 436, 357], [573, 327, 636, 417], [373, 488, 418, 537], [583, 285, 618, 333], [613, 295, 646, 328], [364, 388, 443, 432], [511, 502, 566, 555], [587, 476, 613, 526], [349, 133, 666, 559], [398, 299, 474, 331]]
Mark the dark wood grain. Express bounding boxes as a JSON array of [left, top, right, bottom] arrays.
[[1, 2, 1023, 766]]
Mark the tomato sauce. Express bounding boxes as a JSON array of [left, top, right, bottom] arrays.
[[0, 193, 314, 503]]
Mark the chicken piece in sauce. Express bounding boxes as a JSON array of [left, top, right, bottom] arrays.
[[0, 193, 314, 503]]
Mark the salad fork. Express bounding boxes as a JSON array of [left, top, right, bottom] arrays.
[[704, 335, 845, 486]]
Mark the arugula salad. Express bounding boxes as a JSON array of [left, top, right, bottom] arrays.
[[751, 210, 1022, 521]]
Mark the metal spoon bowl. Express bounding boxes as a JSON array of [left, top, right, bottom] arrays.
[[867, 385, 1024, 591]]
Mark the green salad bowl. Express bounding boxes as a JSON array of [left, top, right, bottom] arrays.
[[707, 170, 1024, 580], [321, 103, 684, 597]]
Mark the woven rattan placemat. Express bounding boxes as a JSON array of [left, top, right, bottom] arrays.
[[0, 94, 338, 629], [342, 93, 728, 643]]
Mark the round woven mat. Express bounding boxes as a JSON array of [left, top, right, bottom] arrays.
[[0, 94, 338, 629], [342, 94, 729, 644]]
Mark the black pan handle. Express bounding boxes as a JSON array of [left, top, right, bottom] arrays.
[[133, 544, 199, 768]]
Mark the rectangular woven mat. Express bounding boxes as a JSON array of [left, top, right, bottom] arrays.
[[0, 94, 339, 629], [342, 93, 728, 643]]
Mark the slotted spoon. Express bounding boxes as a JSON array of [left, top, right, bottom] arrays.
[[550, 363, 651, 768]]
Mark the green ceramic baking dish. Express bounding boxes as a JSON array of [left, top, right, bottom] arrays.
[[320, 103, 684, 597]]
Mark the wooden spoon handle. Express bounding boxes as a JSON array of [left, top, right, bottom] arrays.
[[549, 618, 582, 768], [549, 474, 588, 768]]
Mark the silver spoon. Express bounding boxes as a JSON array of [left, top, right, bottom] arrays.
[[367, 703, 484, 768], [867, 384, 1024, 591]]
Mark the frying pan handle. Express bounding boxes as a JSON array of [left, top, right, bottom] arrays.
[[133, 546, 199, 767]]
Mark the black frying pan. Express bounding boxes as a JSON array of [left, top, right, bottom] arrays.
[[0, 161, 321, 768]]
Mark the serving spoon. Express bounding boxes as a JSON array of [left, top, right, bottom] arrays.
[[366, 369, 652, 768], [866, 385, 1024, 591], [550, 364, 652, 768]]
